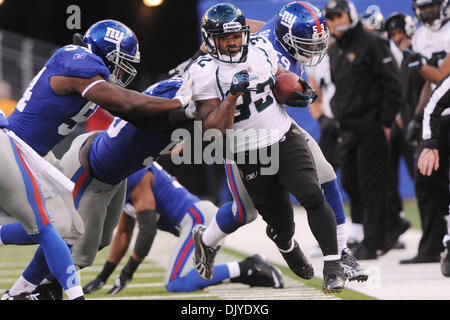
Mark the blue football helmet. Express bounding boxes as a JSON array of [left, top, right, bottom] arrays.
[[360, 10, 386, 36], [413, 0, 450, 31], [275, 1, 330, 67], [84, 20, 140, 87], [201, 3, 250, 63]]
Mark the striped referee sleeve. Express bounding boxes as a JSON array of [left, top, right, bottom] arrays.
[[422, 74, 450, 143]]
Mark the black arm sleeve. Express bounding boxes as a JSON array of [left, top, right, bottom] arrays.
[[133, 209, 158, 258], [108, 109, 192, 131]]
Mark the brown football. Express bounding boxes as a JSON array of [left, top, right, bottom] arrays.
[[272, 73, 304, 105]]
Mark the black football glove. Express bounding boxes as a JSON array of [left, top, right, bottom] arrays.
[[404, 48, 427, 70], [285, 78, 318, 108], [230, 70, 250, 95]]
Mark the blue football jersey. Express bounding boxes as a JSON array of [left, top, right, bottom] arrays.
[[8, 45, 109, 155], [87, 78, 183, 185], [7, 45, 110, 156], [257, 16, 304, 77], [126, 162, 200, 235], [257, 16, 320, 143]]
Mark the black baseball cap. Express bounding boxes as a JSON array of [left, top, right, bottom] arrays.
[[324, 0, 349, 18]]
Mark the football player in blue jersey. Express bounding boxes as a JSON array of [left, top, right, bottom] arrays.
[[83, 162, 284, 295], [2, 77, 207, 299], [169, 1, 369, 284], [6, 76, 274, 299], [0, 19, 192, 300]]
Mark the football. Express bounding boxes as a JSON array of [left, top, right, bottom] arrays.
[[272, 73, 304, 105]]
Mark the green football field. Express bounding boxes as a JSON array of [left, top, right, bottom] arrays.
[[0, 243, 375, 301], [0, 199, 423, 301]]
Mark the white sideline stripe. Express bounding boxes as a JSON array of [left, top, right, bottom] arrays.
[[81, 264, 159, 273], [102, 282, 165, 289], [213, 291, 339, 300], [0, 262, 28, 268], [0, 264, 161, 276], [88, 293, 215, 300], [0, 283, 166, 292], [81, 272, 166, 281], [0, 270, 26, 276], [206, 281, 339, 300]]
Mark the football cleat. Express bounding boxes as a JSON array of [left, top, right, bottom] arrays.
[[82, 277, 105, 294], [340, 248, 370, 282], [238, 254, 284, 289], [192, 224, 220, 280], [279, 240, 314, 280], [322, 260, 346, 294], [32, 281, 63, 300], [1, 290, 39, 300], [441, 240, 450, 277], [107, 276, 131, 295]]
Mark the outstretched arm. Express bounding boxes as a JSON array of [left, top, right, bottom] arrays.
[[50, 74, 192, 116]]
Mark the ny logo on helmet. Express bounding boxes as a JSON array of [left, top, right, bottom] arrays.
[[280, 11, 297, 28], [104, 27, 125, 44]]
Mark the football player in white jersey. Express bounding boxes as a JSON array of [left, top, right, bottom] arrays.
[[171, 1, 370, 285], [188, 3, 345, 293], [400, 0, 450, 264]]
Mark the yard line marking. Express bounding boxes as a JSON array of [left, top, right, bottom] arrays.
[[81, 272, 166, 281], [88, 293, 216, 300], [81, 264, 161, 273], [102, 282, 165, 289]]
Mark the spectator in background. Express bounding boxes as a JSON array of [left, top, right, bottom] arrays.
[[324, 0, 405, 260], [305, 39, 338, 171], [384, 12, 424, 252], [361, 10, 414, 251], [360, 10, 387, 39], [305, 41, 368, 248], [399, 0, 450, 264], [0, 80, 17, 117]]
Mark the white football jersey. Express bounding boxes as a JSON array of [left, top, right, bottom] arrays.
[[413, 20, 450, 106], [188, 34, 292, 153], [412, 20, 450, 72]]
